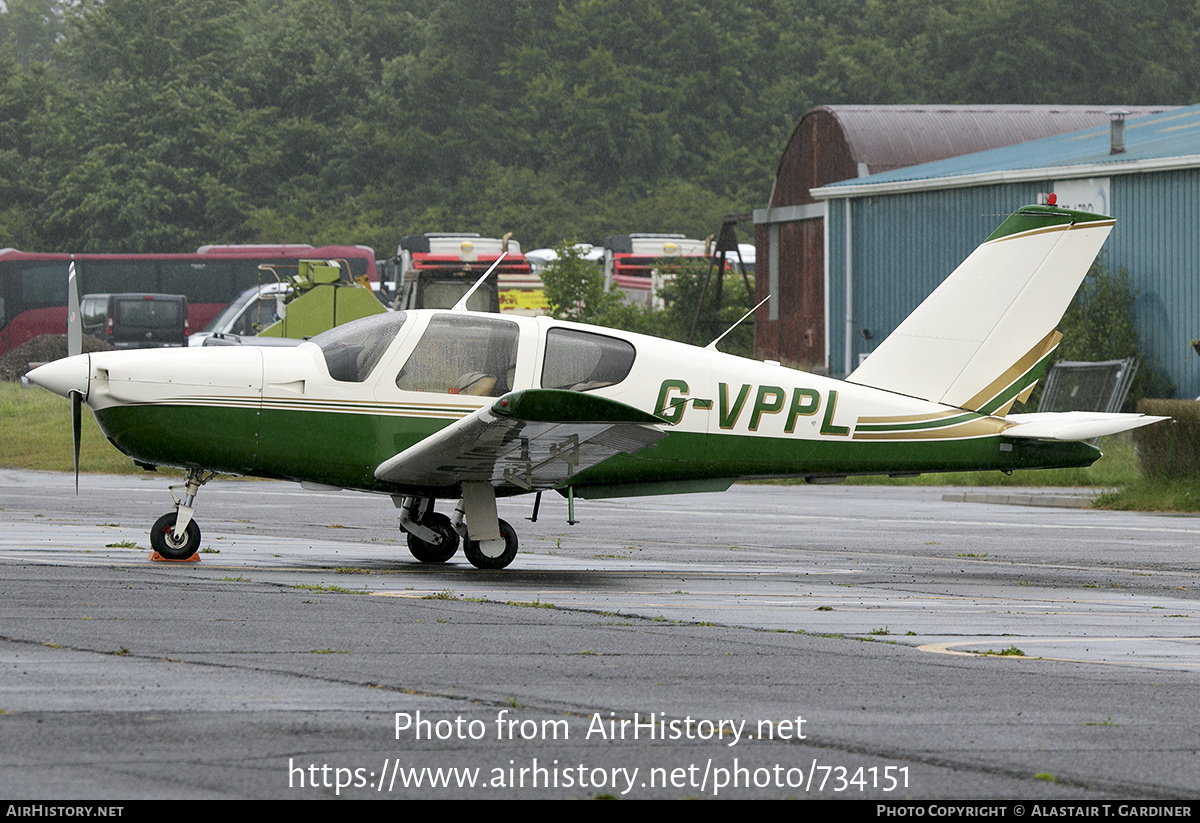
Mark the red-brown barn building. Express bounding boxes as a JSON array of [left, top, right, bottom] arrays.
[[752, 105, 1169, 372]]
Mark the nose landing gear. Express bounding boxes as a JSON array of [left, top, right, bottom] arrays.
[[150, 511, 201, 560], [150, 469, 215, 560]]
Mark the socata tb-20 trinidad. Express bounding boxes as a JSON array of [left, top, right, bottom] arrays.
[[28, 203, 1164, 569]]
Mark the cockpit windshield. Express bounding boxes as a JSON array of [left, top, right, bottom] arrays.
[[395, 314, 520, 397], [541, 328, 636, 391], [312, 312, 409, 382]]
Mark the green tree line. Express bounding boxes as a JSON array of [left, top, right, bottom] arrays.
[[1, 0, 1198, 255]]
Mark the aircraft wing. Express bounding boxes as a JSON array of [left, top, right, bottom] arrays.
[[1002, 411, 1168, 441], [373, 389, 668, 491]]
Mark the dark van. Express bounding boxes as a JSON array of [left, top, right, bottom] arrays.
[[80, 293, 189, 348]]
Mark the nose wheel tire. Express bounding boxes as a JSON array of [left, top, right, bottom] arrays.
[[150, 512, 201, 560], [462, 518, 518, 570], [407, 512, 460, 564]]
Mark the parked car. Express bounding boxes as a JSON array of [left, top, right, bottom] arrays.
[[187, 282, 286, 347], [80, 293, 189, 348]]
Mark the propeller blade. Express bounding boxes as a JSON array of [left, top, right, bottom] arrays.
[[67, 259, 81, 358], [70, 389, 81, 494]]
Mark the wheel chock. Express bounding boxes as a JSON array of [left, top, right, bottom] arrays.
[[148, 551, 202, 563]]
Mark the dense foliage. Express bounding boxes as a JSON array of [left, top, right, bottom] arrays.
[[1031, 257, 1174, 411], [1133, 398, 1200, 479], [541, 244, 756, 355], [1, 0, 1198, 255], [540, 242, 622, 324]]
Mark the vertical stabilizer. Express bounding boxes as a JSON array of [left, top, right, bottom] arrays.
[[846, 205, 1114, 413]]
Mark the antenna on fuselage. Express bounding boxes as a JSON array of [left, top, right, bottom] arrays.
[[452, 252, 507, 312], [704, 295, 771, 352]]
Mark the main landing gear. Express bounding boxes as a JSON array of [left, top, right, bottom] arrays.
[[150, 468, 215, 560], [462, 517, 518, 570], [396, 497, 460, 564], [395, 485, 519, 570]]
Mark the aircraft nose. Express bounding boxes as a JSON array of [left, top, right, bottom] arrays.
[[26, 354, 90, 400]]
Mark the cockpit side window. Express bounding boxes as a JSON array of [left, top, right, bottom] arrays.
[[313, 312, 409, 382], [395, 314, 520, 397], [541, 328, 636, 391]]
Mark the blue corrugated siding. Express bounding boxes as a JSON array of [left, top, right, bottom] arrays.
[[825, 198, 846, 375], [1110, 169, 1200, 399], [829, 187, 1042, 377], [826, 175, 1198, 398]]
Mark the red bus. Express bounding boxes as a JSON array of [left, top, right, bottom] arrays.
[[0, 245, 376, 355]]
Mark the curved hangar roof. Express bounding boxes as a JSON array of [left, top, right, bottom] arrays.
[[770, 105, 1175, 207]]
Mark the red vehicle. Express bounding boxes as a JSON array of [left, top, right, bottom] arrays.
[[0, 245, 376, 355], [602, 233, 708, 309]]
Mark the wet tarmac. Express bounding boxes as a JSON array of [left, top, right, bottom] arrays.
[[2, 470, 1198, 798]]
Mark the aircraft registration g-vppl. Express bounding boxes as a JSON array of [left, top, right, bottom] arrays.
[[28, 203, 1165, 569]]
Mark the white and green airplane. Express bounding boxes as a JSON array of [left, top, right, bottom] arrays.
[[28, 204, 1164, 569]]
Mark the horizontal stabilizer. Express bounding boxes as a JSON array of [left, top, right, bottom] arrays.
[[374, 389, 666, 490], [849, 205, 1115, 413], [1002, 412, 1168, 441]]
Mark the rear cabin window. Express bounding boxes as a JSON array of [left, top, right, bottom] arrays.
[[313, 312, 409, 382], [541, 328, 635, 391], [395, 315, 519, 397]]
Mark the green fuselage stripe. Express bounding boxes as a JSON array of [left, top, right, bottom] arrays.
[[854, 412, 980, 433], [93, 403, 1101, 497], [974, 348, 1057, 416]]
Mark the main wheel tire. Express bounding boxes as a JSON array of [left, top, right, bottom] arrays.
[[407, 512, 459, 564], [462, 518, 518, 570], [150, 512, 201, 560]]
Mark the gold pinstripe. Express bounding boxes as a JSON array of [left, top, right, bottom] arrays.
[[960, 330, 1061, 413]]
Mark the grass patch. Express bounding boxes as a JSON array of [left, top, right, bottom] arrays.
[[2, 381, 1136, 484], [0, 382, 180, 475], [292, 583, 368, 594], [977, 645, 1026, 657], [752, 432, 1200, 512], [1094, 478, 1200, 512], [833, 434, 1139, 488], [8, 382, 1192, 514]]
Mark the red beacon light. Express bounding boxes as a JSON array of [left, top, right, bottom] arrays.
[[1047, 193, 1058, 206]]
